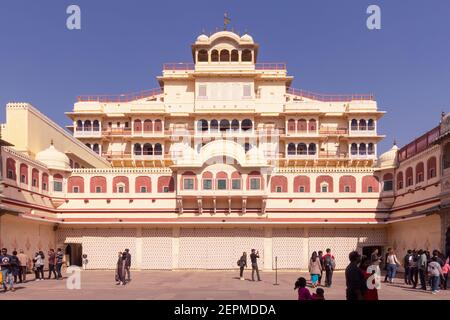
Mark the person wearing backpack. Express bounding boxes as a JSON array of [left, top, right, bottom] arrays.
[[322, 248, 335, 287], [237, 252, 247, 281]]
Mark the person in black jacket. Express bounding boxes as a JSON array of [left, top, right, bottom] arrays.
[[250, 249, 261, 281], [124, 249, 131, 282], [238, 252, 247, 280], [345, 251, 367, 300]]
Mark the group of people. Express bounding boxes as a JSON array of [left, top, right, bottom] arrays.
[[0, 247, 65, 292], [308, 248, 336, 288], [401, 249, 449, 294], [237, 249, 261, 281], [115, 249, 132, 286]]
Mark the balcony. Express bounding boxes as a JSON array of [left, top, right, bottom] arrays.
[[319, 127, 348, 136], [177, 188, 267, 198], [101, 152, 169, 162], [285, 153, 317, 160], [132, 129, 166, 137], [287, 88, 375, 102], [77, 88, 163, 103], [349, 128, 377, 136], [349, 153, 377, 160], [103, 128, 132, 136], [74, 129, 102, 138]]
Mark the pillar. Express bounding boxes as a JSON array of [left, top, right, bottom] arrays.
[[302, 227, 309, 269], [263, 227, 273, 270], [172, 226, 180, 270]]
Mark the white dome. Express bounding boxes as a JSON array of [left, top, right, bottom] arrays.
[[196, 34, 209, 42], [377, 144, 399, 169], [240, 34, 253, 42], [36, 143, 71, 171]]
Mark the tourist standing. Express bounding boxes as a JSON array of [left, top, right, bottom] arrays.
[[115, 251, 127, 285], [47, 249, 57, 279], [124, 248, 131, 281], [294, 277, 312, 300], [33, 251, 44, 281], [238, 252, 247, 281], [10, 251, 20, 284], [383, 248, 391, 282], [386, 248, 401, 283], [17, 250, 29, 283], [410, 250, 419, 288], [418, 249, 427, 290], [403, 250, 412, 285], [0, 248, 15, 292], [345, 251, 366, 300], [317, 250, 324, 285], [308, 251, 322, 288], [370, 248, 381, 266], [322, 248, 335, 287], [55, 248, 64, 279], [442, 257, 449, 290], [360, 255, 378, 300], [250, 249, 261, 281], [428, 256, 443, 294]]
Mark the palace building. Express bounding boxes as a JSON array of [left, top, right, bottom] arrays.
[[0, 31, 449, 270]]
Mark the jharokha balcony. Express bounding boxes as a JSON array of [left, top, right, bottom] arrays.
[[286, 88, 375, 102]]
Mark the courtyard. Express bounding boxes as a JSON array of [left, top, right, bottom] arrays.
[[1, 270, 449, 300]]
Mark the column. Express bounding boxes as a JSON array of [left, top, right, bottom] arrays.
[[172, 226, 180, 270], [136, 227, 142, 270], [263, 227, 273, 270], [302, 227, 309, 270]]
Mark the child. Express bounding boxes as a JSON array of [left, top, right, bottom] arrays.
[[312, 287, 325, 300], [294, 277, 312, 300]]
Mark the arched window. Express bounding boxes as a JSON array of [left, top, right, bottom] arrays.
[[231, 119, 239, 131], [316, 175, 333, 192], [270, 175, 288, 193], [76, 120, 83, 131], [135, 176, 151, 193], [198, 119, 208, 131], [202, 171, 213, 190], [362, 176, 379, 193], [308, 143, 316, 155], [92, 144, 100, 154], [443, 143, 450, 169], [308, 119, 316, 132], [211, 49, 219, 62], [244, 143, 252, 153], [42, 173, 49, 191], [288, 119, 296, 132], [383, 173, 393, 191], [368, 143, 375, 155], [416, 162, 424, 183], [351, 143, 358, 155], [93, 120, 100, 131], [144, 119, 153, 132], [20, 164, 28, 184], [143, 143, 153, 156], [219, 119, 230, 131], [219, 49, 230, 62], [287, 143, 296, 155], [68, 176, 84, 193], [90, 176, 106, 193], [231, 171, 242, 190], [198, 49, 208, 62], [339, 175, 356, 193], [359, 143, 367, 155], [368, 119, 375, 130], [158, 176, 175, 193], [113, 176, 129, 193], [297, 119, 307, 132], [397, 172, 404, 190], [134, 119, 142, 132], [84, 120, 92, 131], [241, 119, 253, 131], [359, 119, 367, 130], [242, 49, 252, 62], [294, 176, 310, 192], [181, 171, 197, 190], [31, 168, 39, 188], [154, 119, 162, 132], [247, 171, 263, 190], [405, 167, 413, 187], [231, 49, 239, 62], [351, 119, 358, 130], [210, 119, 219, 131], [297, 143, 307, 155], [134, 143, 142, 155], [154, 143, 163, 156], [216, 171, 228, 190], [427, 156, 437, 179]]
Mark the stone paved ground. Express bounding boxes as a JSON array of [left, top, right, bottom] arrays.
[[1, 270, 449, 300]]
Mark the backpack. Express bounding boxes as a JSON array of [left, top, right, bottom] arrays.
[[237, 259, 241, 267], [325, 255, 335, 269]]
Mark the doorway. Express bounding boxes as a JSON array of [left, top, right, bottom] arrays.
[[65, 243, 83, 266]]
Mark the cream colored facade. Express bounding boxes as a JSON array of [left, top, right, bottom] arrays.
[[0, 31, 448, 270]]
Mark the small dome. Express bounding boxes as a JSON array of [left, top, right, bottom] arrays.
[[377, 144, 399, 169], [241, 34, 253, 42], [196, 34, 209, 42], [36, 143, 71, 171]]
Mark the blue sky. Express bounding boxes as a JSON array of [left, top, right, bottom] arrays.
[[1, 0, 449, 153]]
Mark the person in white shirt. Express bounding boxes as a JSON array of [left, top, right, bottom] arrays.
[[386, 249, 401, 283]]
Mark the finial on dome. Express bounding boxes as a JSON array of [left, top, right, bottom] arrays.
[[51, 140, 54, 146], [393, 138, 397, 146], [442, 111, 446, 120]]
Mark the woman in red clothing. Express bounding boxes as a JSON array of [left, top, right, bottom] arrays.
[[360, 255, 379, 300]]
